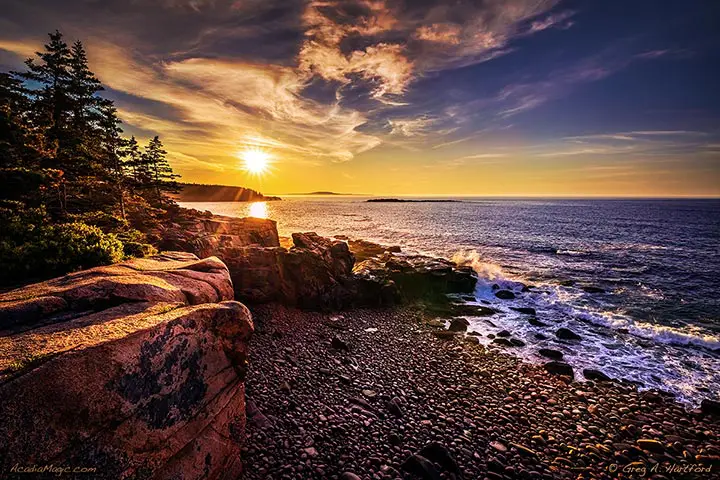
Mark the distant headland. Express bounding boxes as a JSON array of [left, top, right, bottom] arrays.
[[172, 183, 282, 202]]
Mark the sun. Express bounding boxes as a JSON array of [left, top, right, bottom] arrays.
[[240, 148, 271, 175]]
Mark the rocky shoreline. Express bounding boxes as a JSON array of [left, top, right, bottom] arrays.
[[1, 209, 718, 479], [242, 305, 720, 479]]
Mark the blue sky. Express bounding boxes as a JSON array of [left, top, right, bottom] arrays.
[[1, 0, 718, 195]]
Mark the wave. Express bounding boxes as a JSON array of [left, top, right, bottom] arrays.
[[452, 250, 506, 280], [452, 248, 720, 352], [535, 290, 720, 351]]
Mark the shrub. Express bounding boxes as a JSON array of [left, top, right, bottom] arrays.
[[0, 219, 124, 286], [122, 241, 157, 258], [66, 211, 129, 231]]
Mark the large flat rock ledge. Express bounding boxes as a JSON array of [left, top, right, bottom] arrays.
[[0, 252, 254, 480]]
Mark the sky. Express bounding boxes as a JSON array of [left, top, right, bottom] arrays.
[[1, 0, 719, 196]]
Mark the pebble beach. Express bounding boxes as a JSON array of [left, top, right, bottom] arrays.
[[241, 305, 720, 479]]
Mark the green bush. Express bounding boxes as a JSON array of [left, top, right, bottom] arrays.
[[66, 211, 129, 231], [122, 241, 157, 258], [0, 218, 124, 286]]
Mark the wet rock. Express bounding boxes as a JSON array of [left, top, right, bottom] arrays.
[[556, 328, 582, 341], [509, 338, 526, 347], [419, 442, 460, 475], [387, 397, 404, 417], [448, 317, 470, 332], [700, 399, 720, 416], [489, 441, 507, 453], [511, 307, 536, 315], [331, 335, 350, 351], [637, 439, 665, 453], [528, 317, 548, 327], [426, 319, 446, 328], [538, 349, 564, 360], [510, 442, 538, 458], [495, 290, 516, 300], [426, 303, 495, 318], [583, 369, 612, 382], [340, 473, 362, 480], [401, 454, 442, 480], [497, 330, 512, 338], [362, 389, 377, 398], [354, 253, 477, 306], [581, 286, 606, 294], [544, 361, 574, 378], [492, 338, 513, 347], [347, 239, 401, 261], [433, 331, 458, 340], [535, 333, 548, 340]]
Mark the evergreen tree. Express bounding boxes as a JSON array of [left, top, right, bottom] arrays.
[[98, 101, 127, 218], [68, 40, 104, 131], [17, 30, 73, 161], [0, 72, 31, 168], [0, 30, 184, 286], [123, 136, 149, 188], [143, 136, 180, 204]]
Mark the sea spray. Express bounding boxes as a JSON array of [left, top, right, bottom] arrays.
[[451, 249, 505, 280]]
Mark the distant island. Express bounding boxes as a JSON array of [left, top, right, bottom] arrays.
[[367, 198, 462, 203], [172, 183, 282, 202]]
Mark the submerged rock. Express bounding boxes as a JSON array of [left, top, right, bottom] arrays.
[[556, 327, 582, 341], [538, 348, 564, 360], [492, 338, 514, 347], [495, 290, 516, 300], [511, 307, 536, 315], [528, 317, 548, 327]]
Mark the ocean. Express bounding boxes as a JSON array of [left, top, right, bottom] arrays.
[[180, 197, 720, 405]]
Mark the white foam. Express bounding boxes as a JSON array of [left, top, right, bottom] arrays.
[[452, 250, 505, 280]]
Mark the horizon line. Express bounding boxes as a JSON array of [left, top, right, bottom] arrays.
[[265, 193, 720, 199]]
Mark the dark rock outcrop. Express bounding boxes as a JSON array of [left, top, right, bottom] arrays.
[[495, 290, 516, 300], [448, 317, 470, 332], [353, 252, 477, 306], [346, 238, 401, 262], [0, 253, 254, 479], [556, 327, 582, 341], [583, 369, 612, 382], [544, 361, 574, 378], [538, 348, 564, 360], [159, 212, 477, 310], [701, 398, 720, 416]]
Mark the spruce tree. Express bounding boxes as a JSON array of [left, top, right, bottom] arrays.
[[143, 136, 180, 205], [18, 30, 73, 161], [98, 101, 127, 218], [0, 72, 30, 168]]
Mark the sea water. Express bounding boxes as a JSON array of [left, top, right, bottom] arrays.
[[181, 197, 720, 405]]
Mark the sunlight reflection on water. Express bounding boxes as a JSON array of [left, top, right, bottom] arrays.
[[248, 201, 268, 218]]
